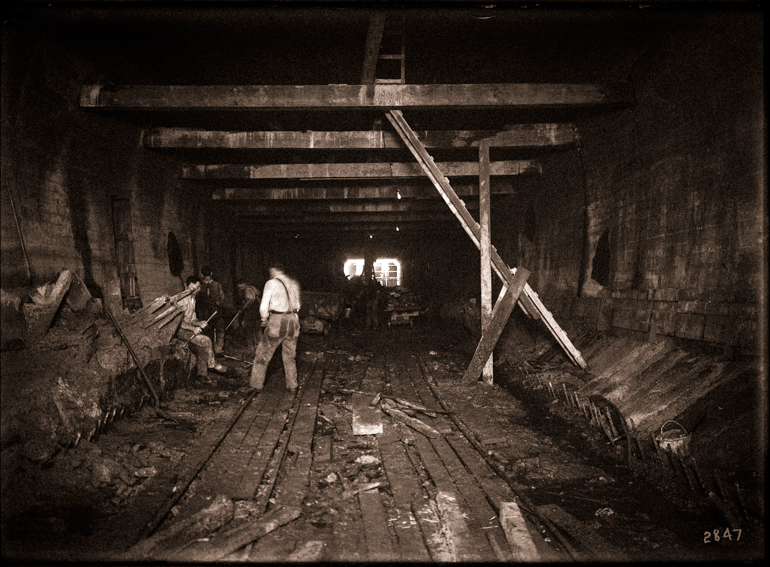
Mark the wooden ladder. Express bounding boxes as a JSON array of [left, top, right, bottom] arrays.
[[375, 18, 405, 84], [385, 109, 587, 371]]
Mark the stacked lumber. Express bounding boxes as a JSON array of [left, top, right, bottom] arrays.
[[109, 289, 192, 352]]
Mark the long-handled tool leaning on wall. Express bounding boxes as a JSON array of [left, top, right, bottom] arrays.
[[106, 308, 176, 422]]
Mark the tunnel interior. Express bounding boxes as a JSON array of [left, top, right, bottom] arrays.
[[0, 2, 764, 563]]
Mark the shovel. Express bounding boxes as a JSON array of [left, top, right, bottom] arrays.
[[225, 307, 245, 331], [181, 310, 218, 348]]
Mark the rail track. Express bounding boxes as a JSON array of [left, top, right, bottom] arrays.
[[133, 330, 571, 562]]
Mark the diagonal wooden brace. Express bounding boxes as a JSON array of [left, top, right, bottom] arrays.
[[386, 109, 587, 369], [462, 268, 530, 383]]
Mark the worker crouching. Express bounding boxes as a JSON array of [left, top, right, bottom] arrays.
[[176, 276, 227, 379]]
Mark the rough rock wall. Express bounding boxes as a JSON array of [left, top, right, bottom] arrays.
[[494, 11, 763, 354], [0, 22, 205, 307]]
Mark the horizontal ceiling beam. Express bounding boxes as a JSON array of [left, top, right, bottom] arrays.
[[81, 83, 633, 110], [240, 220, 457, 234], [182, 160, 539, 179], [235, 212, 455, 224], [142, 124, 578, 149], [210, 182, 516, 200], [218, 200, 478, 213]]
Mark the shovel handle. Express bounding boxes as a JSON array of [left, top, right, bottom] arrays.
[[182, 310, 218, 348]]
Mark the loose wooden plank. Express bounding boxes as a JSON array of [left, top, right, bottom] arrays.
[[143, 125, 578, 150], [171, 505, 302, 563], [381, 401, 439, 438], [500, 501, 541, 562], [124, 494, 233, 561], [81, 83, 634, 110], [359, 490, 398, 562], [352, 392, 383, 435]]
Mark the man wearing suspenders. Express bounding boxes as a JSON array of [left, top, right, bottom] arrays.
[[250, 262, 302, 393]]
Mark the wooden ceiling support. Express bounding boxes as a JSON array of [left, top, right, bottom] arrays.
[[210, 182, 516, 201], [385, 109, 587, 370], [142, 125, 578, 149], [181, 160, 540, 180], [81, 83, 633, 110]]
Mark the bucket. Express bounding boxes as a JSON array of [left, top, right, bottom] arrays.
[[655, 420, 691, 457]]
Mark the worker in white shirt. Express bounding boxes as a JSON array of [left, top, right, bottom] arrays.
[[250, 263, 301, 394]]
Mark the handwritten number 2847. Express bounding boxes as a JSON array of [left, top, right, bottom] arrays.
[[704, 528, 742, 543]]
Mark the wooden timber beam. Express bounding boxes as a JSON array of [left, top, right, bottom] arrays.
[[386, 109, 587, 369], [181, 160, 540, 180], [235, 212, 453, 224], [361, 12, 386, 86], [239, 220, 455, 234], [80, 83, 634, 110], [218, 200, 479, 213], [479, 139, 494, 384], [141, 125, 578, 149], [462, 268, 530, 383], [210, 182, 516, 201]]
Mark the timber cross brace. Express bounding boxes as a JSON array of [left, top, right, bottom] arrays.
[[384, 110, 587, 381]]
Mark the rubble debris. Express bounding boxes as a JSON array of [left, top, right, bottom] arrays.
[[342, 481, 385, 500]]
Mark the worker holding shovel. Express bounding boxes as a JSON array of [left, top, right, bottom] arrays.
[[175, 276, 227, 380]]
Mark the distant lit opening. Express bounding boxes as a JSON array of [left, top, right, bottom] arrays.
[[344, 258, 401, 287], [344, 259, 364, 279]]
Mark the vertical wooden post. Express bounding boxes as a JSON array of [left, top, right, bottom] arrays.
[[479, 140, 493, 385], [361, 13, 386, 86]]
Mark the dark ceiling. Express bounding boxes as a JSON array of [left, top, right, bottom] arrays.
[[5, 1, 750, 238]]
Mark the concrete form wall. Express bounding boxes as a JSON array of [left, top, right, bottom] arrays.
[[1, 25, 204, 306], [497, 11, 764, 354]]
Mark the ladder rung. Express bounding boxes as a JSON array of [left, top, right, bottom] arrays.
[[375, 79, 403, 84], [378, 54, 403, 60]]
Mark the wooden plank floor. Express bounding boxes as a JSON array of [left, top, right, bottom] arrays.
[[161, 333, 552, 562]]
